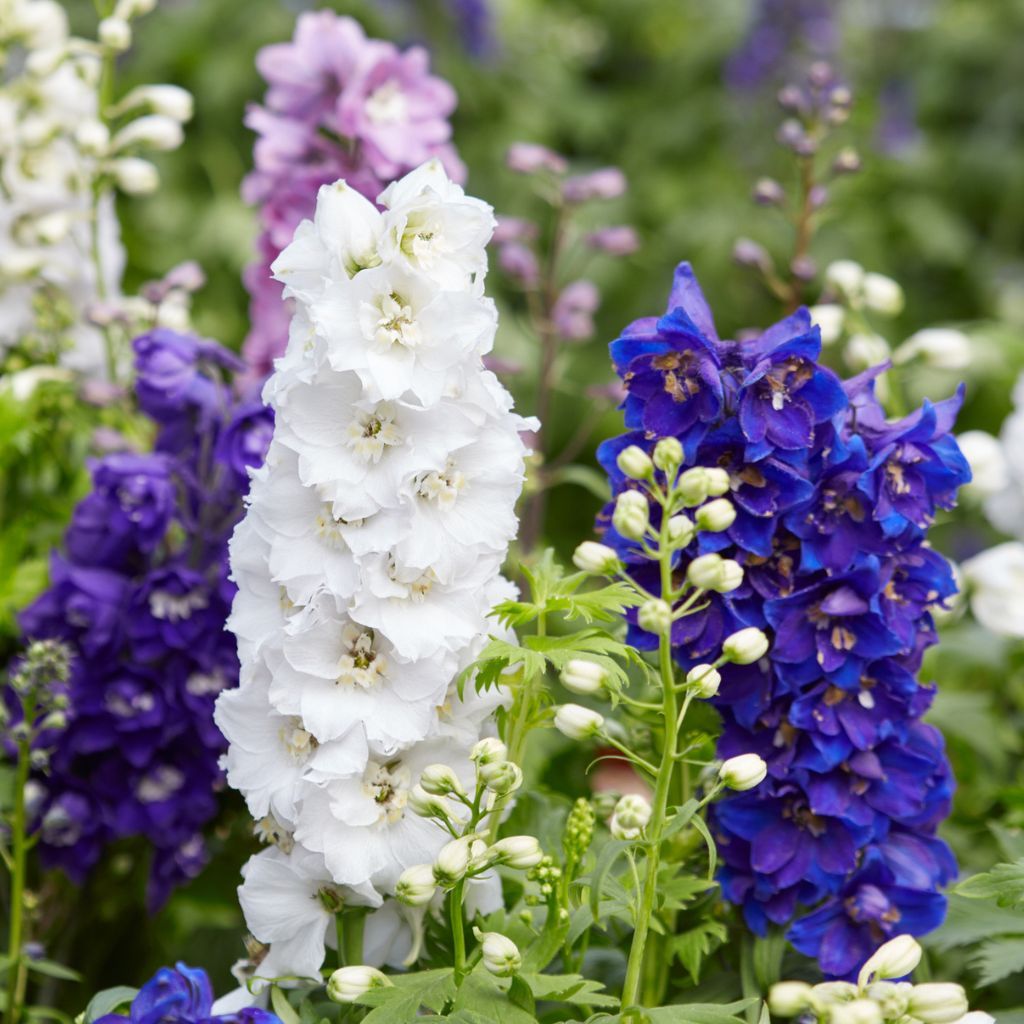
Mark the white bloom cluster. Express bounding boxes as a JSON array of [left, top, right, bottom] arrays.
[[217, 160, 535, 981], [0, 0, 191, 374]]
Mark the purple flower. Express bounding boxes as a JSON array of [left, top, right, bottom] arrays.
[[563, 167, 627, 202], [215, 402, 274, 487], [505, 142, 568, 175], [586, 225, 640, 256], [552, 280, 600, 341]]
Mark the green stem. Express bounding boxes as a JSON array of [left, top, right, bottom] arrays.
[[450, 880, 467, 984], [343, 909, 366, 967], [620, 527, 684, 1018], [335, 913, 346, 970], [5, 733, 32, 1024]]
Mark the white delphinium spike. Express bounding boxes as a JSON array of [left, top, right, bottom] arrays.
[[220, 162, 534, 981]]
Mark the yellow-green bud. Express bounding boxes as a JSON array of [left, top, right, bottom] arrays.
[[616, 445, 653, 480]]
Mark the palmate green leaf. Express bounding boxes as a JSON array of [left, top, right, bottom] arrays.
[[520, 907, 572, 973], [82, 987, 137, 1023], [930, 894, 1024, 950], [459, 638, 544, 695], [356, 969, 456, 1022], [955, 858, 1024, 909], [670, 919, 729, 984], [580, 838, 633, 923], [520, 972, 619, 1009], [452, 972, 536, 1024], [969, 936, 1024, 987]]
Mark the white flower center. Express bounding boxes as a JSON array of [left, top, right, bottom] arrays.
[[136, 765, 185, 803], [365, 80, 408, 125], [281, 718, 317, 761], [253, 815, 294, 852], [149, 588, 208, 622], [314, 502, 353, 549], [386, 556, 436, 601], [362, 759, 411, 824], [369, 292, 420, 350], [416, 458, 466, 510], [337, 624, 387, 689], [345, 404, 402, 463]]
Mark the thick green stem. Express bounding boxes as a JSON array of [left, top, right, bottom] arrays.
[[5, 735, 31, 1024], [620, 526, 683, 1016], [449, 880, 467, 984]]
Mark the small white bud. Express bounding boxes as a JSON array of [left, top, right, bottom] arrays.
[[475, 929, 521, 977], [479, 760, 522, 795], [637, 598, 673, 635], [433, 837, 473, 887], [32, 211, 71, 245], [675, 467, 710, 506], [613, 490, 650, 540], [846, 332, 891, 371], [825, 259, 865, 299], [613, 794, 651, 831], [722, 627, 769, 665], [704, 467, 731, 497], [0, 251, 44, 279], [830, 998, 883, 1024], [419, 763, 466, 797], [718, 753, 767, 792], [395, 863, 436, 907], [616, 445, 653, 480], [572, 541, 620, 575], [468, 839, 493, 872], [327, 966, 391, 1004], [470, 737, 507, 765], [810, 981, 858, 1006], [115, 84, 194, 122], [862, 272, 904, 316], [114, 0, 157, 16], [653, 437, 683, 474], [957, 430, 1009, 499], [857, 934, 922, 988], [893, 328, 972, 370], [767, 981, 814, 1016], [98, 16, 131, 50], [490, 835, 543, 869], [408, 784, 452, 820], [110, 157, 159, 195], [667, 514, 695, 547], [715, 559, 744, 593], [696, 498, 736, 533], [687, 553, 725, 590], [686, 663, 721, 698], [553, 704, 604, 741], [75, 120, 110, 156], [560, 659, 608, 696], [112, 115, 185, 153], [864, 981, 912, 1019], [906, 984, 969, 1024], [810, 303, 845, 345]]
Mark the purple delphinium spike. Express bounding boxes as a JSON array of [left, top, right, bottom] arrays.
[[596, 261, 970, 978], [19, 331, 272, 910]]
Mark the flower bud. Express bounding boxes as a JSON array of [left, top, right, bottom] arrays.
[[857, 934, 922, 988], [893, 328, 971, 370], [327, 966, 391, 1004], [560, 659, 608, 696], [862, 273, 904, 316], [395, 863, 436, 907], [846, 333, 891, 371], [667, 514, 695, 547], [75, 120, 110, 156], [864, 981, 911, 1019], [716, 560, 743, 593], [433, 837, 472, 887], [675, 467, 709, 506], [112, 115, 185, 153], [767, 981, 814, 1016], [703, 467, 730, 497], [419, 763, 466, 797], [476, 930, 521, 977], [722, 627, 769, 664], [115, 84, 194, 122], [98, 16, 131, 50], [696, 498, 736, 533], [616, 445, 653, 480], [653, 437, 683, 474], [825, 259, 865, 298], [810, 981, 858, 1006], [718, 753, 767, 792], [553, 704, 604, 740], [468, 838, 493, 872], [687, 553, 724, 590], [613, 794, 651, 831], [572, 541, 619, 575], [685, 663, 721, 698], [830, 999, 883, 1024], [906, 984, 969, 1024], [491, 835, 543, 869], [479, 760, 522, 795], [408, 784, 452, 820], [958, 430, 1008, 499], [613, 490, 650, 540], [110, 157, 159, 195], [470, 736, 507, 765], [637, 598, 673, 635]]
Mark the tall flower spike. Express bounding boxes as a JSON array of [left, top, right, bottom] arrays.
[[240, 11, 464, 385], [597, 261, 969, 979], [219, 161, 534, 980]]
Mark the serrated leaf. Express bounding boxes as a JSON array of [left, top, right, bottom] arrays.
[[452, 972, 535, 1024], [82, 987, 137, 1023], [507, 975, 535, 1016], [598, 999, 756, 1024], [955, 858, 1024, 908], [521, 972, 619, 1009], [581, 839, 633, 923], [930, 894, 1024, 950], [969, 937, 1024, 987], [520, 908, 571, 973], [357, 970, 456, 1022], [670, 919, 728, 984]]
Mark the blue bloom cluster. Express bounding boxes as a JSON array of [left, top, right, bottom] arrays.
[[95, 962, 280, 1024], [597, 263, 969, 978], [20, 330, 272, 909]]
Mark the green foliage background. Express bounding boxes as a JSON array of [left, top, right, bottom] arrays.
[[14, 0, 1024, 1013]]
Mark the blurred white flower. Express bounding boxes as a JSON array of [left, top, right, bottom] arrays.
[[961, 541, 1024, 638]]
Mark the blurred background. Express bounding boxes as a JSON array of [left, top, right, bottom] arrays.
[[34, 0, 1024, 1009]]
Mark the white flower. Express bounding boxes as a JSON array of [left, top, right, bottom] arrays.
[[809, 303, 844, 345], [956, 430, 1008, 499], [718, 754, 768, 792], [825, 259, 865, 299], [553, 704, 604, 740], [857, 934, 922, 988], [893, 328, 972, 370], [961, 541, 1024, 638], [862, 272, 904, 316], [477, 931, 521, 977], [327, 965, 392, 1004], [906, 984, 969, 1024]]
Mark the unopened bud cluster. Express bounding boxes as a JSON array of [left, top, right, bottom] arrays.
[[525, 854, 563, 906]]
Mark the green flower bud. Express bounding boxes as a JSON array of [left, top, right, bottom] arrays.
[[616, 445, 653, 480], [327, 966, 391, 1004]]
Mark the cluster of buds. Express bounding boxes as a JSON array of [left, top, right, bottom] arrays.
[[609, 794, 652, 841], [524, 854, 564, 907], [769, 935, 980, 1024], [3, 640, 73, 773], [395, 737, 542, 907]]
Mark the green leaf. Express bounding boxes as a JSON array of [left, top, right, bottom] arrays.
[[662, 800, 701, 840], [25, 959, 81, 983], [547, 464, 611, 501], [507, 975, 535, 1016], [270, 986, 301, 1024], [582, 839, 633, 923], [599, 999, 756, 1023], [670, 919, 728, 984], [451, 972, 535, 1024], [82, 987, 137, 1023], [970, 937, 1024, 987], [25, 1007, 74, 1024], [520, 910, 571, 973], [930, 894, 1024, 950], [521, 972, 619, 1009], [955, 858, 1024, 908], [356, 970, 456, 1023], [690, 813, 717, 880]]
